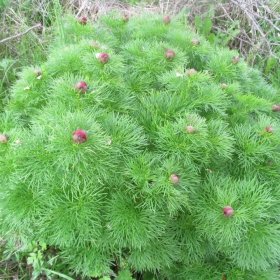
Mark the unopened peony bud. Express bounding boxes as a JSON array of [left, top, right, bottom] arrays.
[[163, 15, 171, 24], [77, 16, 87, 25], [191, 38, 200, 46], [186, 125, 195, 133], [91, 42, 99, 48], [74, 81, 88, 93], [266, 126, 274, 133], [272, 104, 280, 112], [0, 134, 9, 144], [223, 206, 234, 218], [232, 56, 239, 64], [72, 130, 88, 144], [165, 50, 175, 60], [170, 174, 180, 185], [186, 68, 197, 76], [99, 53, 110, 64], [34, 70, 42, 77]]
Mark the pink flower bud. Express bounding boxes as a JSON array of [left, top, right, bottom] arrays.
[[266, 126, 274, 133], [91, 42, 99, 48], [170, 174, 180, 185], [74, 81, 88, 93], [186, 68, 197, 76], [191, 38, 200, 46], [221, 83, 227, 89], [99, 53, 110, 64], [163, 15, 171, 24], [72, 130, 88, 144], [272, 104, 280, 112], [232, 56, 239, 64], [186, 125, 195, 133], [223, 206, 234, 218], [165, 50, 175, 60], [77, 16, 87, 25], [0, 134, 9, 144]]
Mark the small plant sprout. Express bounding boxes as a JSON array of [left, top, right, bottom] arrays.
[[72, 130, 88, 144]]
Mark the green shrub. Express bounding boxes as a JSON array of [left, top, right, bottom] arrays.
[[1, 13, 280, 279]]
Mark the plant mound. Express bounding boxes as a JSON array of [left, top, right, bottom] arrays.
[[1, 13, 280, 280]]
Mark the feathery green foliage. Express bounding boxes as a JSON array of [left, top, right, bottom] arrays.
[[0, 12, 280, 279]]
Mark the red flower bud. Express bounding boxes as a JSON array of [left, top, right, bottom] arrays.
[[74, 81, 88, 93], [77, 16, 87, 25], [99, 53, 110, 64], [223, 206, 234, 218], [0, 133, 9, 144], [232, 56, 239, 64], [191, 38, 200, 46], [170, 174, 180, 185], [165, 50, 175, 60], [186, 125, 195, 133], [272, 104, 280, 112], [266, 126, 274, 133], [163, 15, 171, 24], [186, 68, 197, 76], [72, 130, 88, 144]]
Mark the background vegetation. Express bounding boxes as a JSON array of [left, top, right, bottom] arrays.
[[1, 0, 280, 108], [1, 0, 280, 279]]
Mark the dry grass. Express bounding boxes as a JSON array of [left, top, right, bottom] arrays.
[[2, 0, 280, 65]]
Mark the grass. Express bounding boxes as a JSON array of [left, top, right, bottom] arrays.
[[0, 0, 56, 112]]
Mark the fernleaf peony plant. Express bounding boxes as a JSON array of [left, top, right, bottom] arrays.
[[1, 12, 280, 280]]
